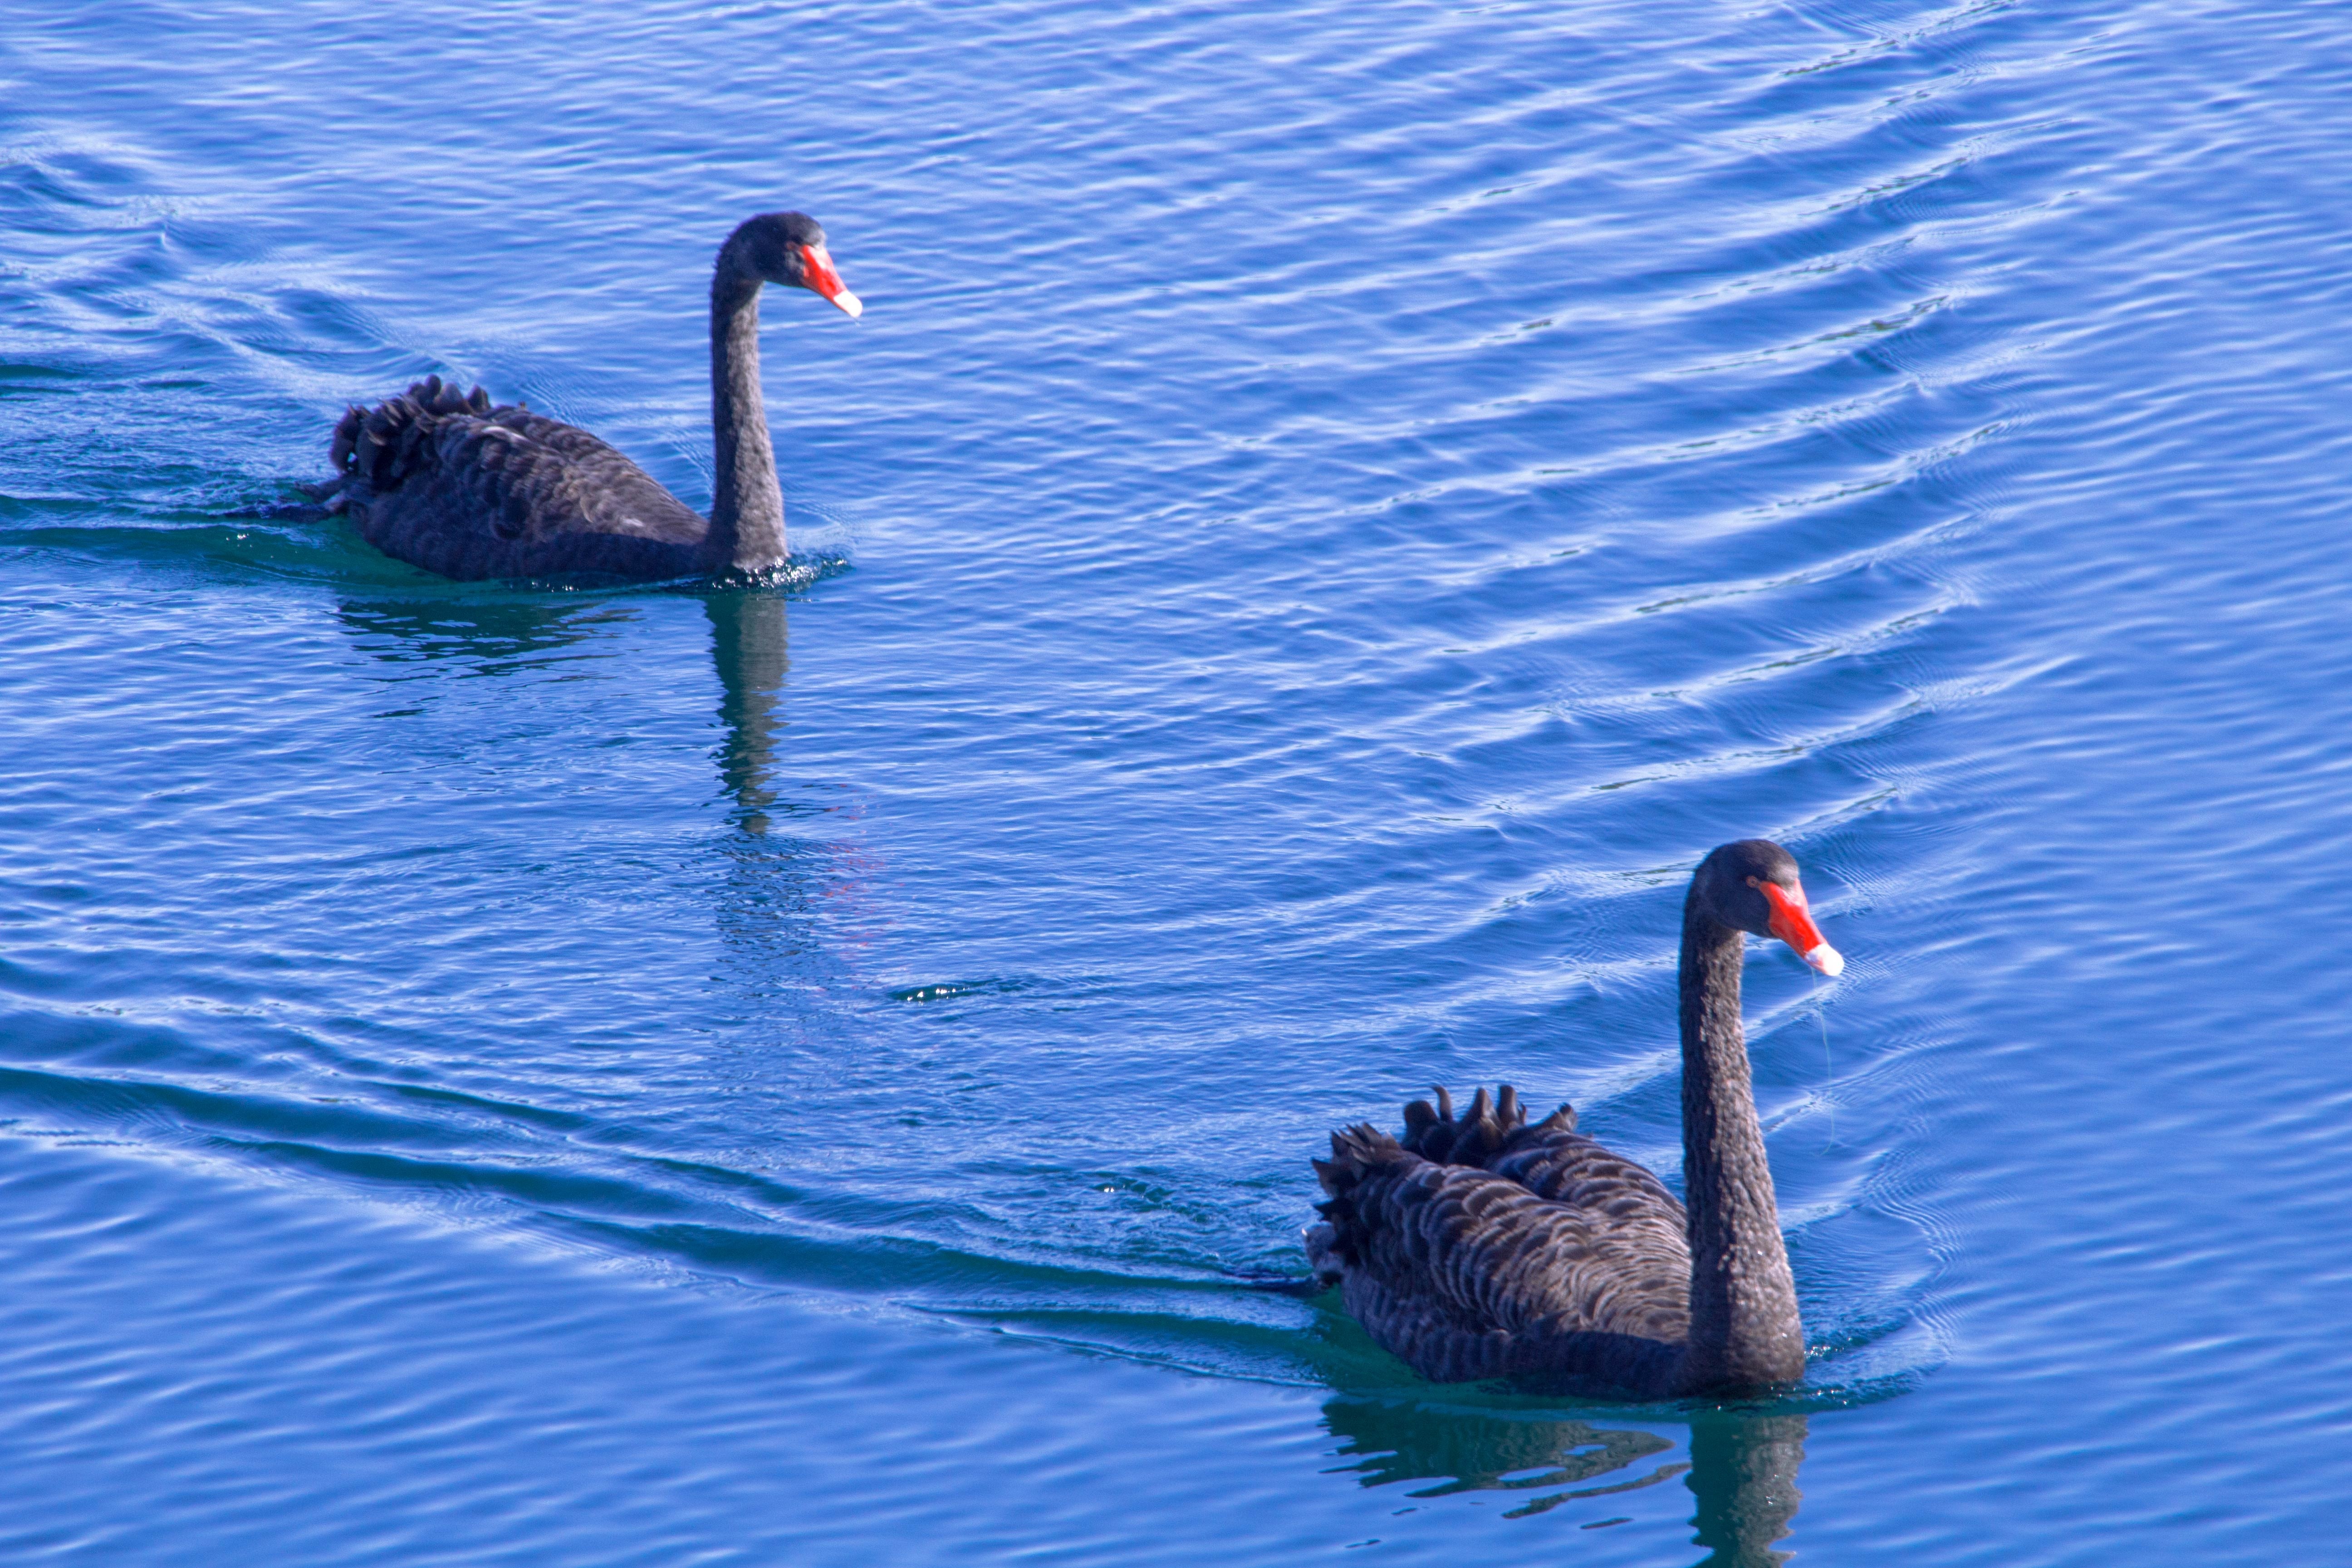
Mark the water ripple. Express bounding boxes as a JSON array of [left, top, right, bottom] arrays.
[[10, 0, 2352, 1558]]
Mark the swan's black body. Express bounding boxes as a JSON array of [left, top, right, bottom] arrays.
[[1308, 840, 1836, 1399], [321, 212, 857, 581], [327, 381, 715, 579]]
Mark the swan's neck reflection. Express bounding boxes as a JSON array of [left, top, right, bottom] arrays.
[[1688, 1413, 1806, 1566], [706, 590, 789, 832], [702, 586, 871, 1014]]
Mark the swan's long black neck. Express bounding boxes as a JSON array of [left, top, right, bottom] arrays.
[[709, 246, 787, 573], [1676, 895, 1805, 1393]]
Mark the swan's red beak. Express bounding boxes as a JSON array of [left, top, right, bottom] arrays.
[[1759, 880, 1844, 977], [798, 244, 862, 318]]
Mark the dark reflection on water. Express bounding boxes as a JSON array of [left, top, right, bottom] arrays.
[[702, 587, 877, 1041], [705, 589, 790, 834], [1686, 1414, 1805, 1567], [1324, 1399, 1682, 1517], [1324, 1399, 1802, 1557], [334, 594, 628, 675]]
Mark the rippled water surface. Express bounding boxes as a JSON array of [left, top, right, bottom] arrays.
[[6, 0, 2352, 1560]]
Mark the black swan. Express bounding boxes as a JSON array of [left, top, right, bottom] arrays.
[[317, 211, 860, 580], [1307, 838, 1843, 1399]]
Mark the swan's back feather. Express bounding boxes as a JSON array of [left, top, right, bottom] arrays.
[[1309, 1085, 1692, 1394], [333, 377, 712, 580]]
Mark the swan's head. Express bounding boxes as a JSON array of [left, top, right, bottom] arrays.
[[1695, 839, 1844, 977], [730, 211, 863, 318]]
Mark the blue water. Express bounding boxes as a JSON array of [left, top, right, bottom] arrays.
[[5, 0, 2351, 1559]]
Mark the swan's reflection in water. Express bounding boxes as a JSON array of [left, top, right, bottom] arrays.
[[332, 583, 857, 1038], [1686, 1414, 1805, 1566], [334, 593, 630, 677], [331, 586, 795, 833], [702, 589, 878, 1030], [705, 589, 790, 834], [1323, 1397, 1803, 1561], [703, 589, 841, 934], [1324, 1398, 1679, 1515], [334, 585, 795, 834]]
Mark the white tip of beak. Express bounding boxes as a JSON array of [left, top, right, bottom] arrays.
[[1803, 942, 1845, 978], [827, 288, 863, 319]]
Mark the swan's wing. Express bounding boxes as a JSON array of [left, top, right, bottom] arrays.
[[441, 411, 707, 547], [1488, 1124, 1690, 1248], [1392, 1081, 1690, 1274], [1313, 1127, 1691, 1387], [335, 379, 706, 577]]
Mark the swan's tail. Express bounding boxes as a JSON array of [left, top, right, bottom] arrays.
[[1307, 1085, 1577, 1284], [1399, 1083, 1575, 1167], [330, 375, 496, 494], [1308, 1122, 1411, 1279]]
